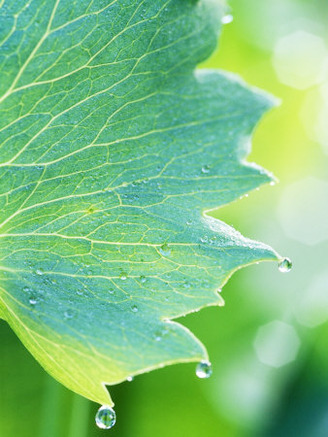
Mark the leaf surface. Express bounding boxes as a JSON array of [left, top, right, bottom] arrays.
[[0, 0, 279, 404]]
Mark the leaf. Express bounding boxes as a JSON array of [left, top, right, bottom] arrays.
[[0, 0, 280, 405]]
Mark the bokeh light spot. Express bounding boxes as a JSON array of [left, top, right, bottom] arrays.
[[273, 31, 328, 89], [277, 177, 328, 245], [253, 321, 300, 368]]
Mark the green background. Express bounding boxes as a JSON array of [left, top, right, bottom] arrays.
[[1, 0, 328, 435]]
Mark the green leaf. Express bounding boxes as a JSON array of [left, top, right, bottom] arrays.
[[0, 0, 280, 405]]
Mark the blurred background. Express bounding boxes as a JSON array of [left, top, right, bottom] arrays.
[[1, 0, 328, 436]]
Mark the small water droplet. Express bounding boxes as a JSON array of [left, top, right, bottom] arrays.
[[36, 268, 43, 276], [29, 297, 38, 305], [196, 361, 212, 379], [140, 275, 147, 283], [154, 331, 162, 341], [159, 243, 171, 257], [221, 14, 233, 24], [278, 257, 292, 273], [186, 220, 192, 226], [23, 286, 29, 292], [127, 376, 134, 382], [95, 405, 116, 430], [120, 272, 127, 280], [201, 165, 210, 174], [131, 305, 138, 313], [64, 310, 74, 319]]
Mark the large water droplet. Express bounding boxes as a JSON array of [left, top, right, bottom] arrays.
[[196, 360, 212, 379], [95, 405, 116, 430], [278, 257, 292, 273]]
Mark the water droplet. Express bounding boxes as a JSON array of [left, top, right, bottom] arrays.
[[140, 275, 147, 283], [196, 361, 212, 379], [222, 14, 233, 24], [95, 405, 116, 430], [278, 257, 292, 273], [186, 220, 192, 226], [120, 272, 127, 280], [23, 286, 29, 292], [36, 268, 43, 276], [127, 376, 134, 382], [201, 165, 210, 174], [29, 297, 38, 305], [64, 310, 74, 319], [159, 243, 171, 257], [154, 331, 163, 341], [131, 305, 138, 313]]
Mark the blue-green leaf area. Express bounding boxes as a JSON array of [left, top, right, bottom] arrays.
[[0, 0, 279, 405]]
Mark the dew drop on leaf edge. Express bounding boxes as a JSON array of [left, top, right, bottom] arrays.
[[196, 360, 212, 379], [95, 405, 116, 430], [278, 257, 292, 273]]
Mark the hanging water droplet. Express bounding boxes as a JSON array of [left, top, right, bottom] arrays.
[[131, 305, 138, 313], [196, 360, 212, 379], [36, 268, 43, 276], [278, 257, 292, 273], [95, 405, 116, 430], [159, 243, 171, 257], [221, 14, 233, 24]]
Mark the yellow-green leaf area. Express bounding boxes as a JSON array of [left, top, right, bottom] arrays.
[[0, 0, 279, 405]]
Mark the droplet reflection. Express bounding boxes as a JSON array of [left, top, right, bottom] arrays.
[[196, 360, 212, 379], [95, 405, 116, 430]]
